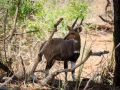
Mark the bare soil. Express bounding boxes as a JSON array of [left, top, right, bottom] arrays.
[[0, 0, 115, 89]]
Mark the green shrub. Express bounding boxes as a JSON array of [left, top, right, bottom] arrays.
[[6, 0, 44, 20], [2, 0, 89, 39]]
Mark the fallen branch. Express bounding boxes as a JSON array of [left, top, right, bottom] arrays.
[[40, 50, 109, 85], [83, 74, 98, 90], [40, 51, 92, 85], [91, 50, 109, 56], [35, 51, 109, 74], [0, 74, 15, 88], [0, 67, 24, 88], [0, 61, 16, 78], [85, 22, 114, 31], [98, 15, 113, 25]]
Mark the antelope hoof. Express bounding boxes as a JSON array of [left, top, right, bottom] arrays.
[[30, 74, 38, 82]]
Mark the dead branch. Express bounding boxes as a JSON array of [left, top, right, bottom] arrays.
[[91, 50, 109, 56], [0, 67, 24, 88], [8, 0, 21, 61], [9, 0, 21, 42], [20, 56, 27, 84], [97, 24, 114, 31], [85, 22, 114, 31], [105, 0, 111, 12], [0, 63, 29, 87], [0, 30, 39, 41], [0, 74, 15, 88], [14, 30, 39, 35], [40, 50, 109, 85], [83, 74, 98, 90], [0, 72, 7, 82], [30, 18, 63, 74], [39, 18, 63, 56], [35, 70, 47, 73], [98, 15, 113, 25], [40, 51, 92, 85], [0, 61, 15, 78]]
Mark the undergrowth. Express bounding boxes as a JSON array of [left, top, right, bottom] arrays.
[[0, 0, 115, 89], [1, 0, 89, 40]]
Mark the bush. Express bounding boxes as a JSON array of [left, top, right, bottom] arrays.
[[2, 0, 89, 39]]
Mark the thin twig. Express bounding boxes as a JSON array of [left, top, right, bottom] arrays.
[[0, 74, 15, 88], [9, 0, 21, 42], [3, 9, 8, 62], [83, 74, 98, 90], [14, 30, 39, 35], [20, 56, 27, 84], [115, 42, 120, 50], [8, 0, 21, 59], [0, 67, 23, 88]]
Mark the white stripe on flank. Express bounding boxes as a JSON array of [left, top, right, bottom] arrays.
[[74, 51, 80, 54]]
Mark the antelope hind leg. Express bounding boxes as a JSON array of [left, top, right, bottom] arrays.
[[64, 61, 68, 82]]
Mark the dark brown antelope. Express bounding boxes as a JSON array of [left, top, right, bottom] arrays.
[[37, 17, 83, 81]]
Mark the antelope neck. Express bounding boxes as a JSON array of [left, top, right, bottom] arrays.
[[73, 38, 80, 52]]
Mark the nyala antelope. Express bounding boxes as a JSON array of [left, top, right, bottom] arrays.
[[32, 17, 83, 81]]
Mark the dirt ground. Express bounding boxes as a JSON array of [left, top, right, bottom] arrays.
[[0, 0, 114, 89]]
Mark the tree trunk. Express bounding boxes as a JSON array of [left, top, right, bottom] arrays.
[[113, 0, 120, 87]]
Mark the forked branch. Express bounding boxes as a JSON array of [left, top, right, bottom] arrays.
[[40, 50, 109, 85]]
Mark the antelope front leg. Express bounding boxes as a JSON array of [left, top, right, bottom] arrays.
[[30, 57, 40, 82], [71, 61, 76, 81]]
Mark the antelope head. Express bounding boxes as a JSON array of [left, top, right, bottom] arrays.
[[64, 17, 84, 40]]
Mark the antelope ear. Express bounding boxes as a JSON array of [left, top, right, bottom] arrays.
[[67, 26, 71, 31], [77, 27, 82, 33]]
